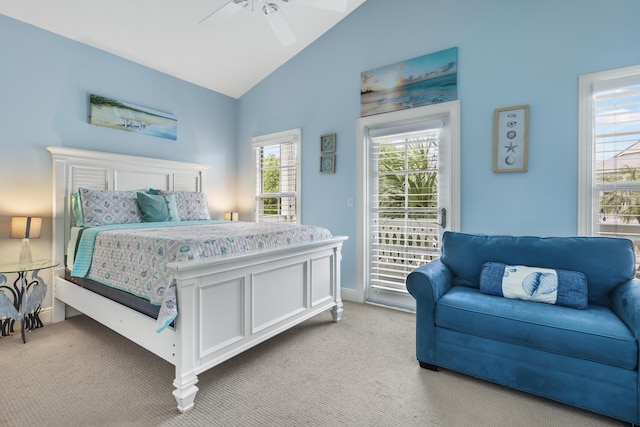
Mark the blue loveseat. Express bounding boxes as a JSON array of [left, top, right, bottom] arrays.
[[406, 231, 640, 425]]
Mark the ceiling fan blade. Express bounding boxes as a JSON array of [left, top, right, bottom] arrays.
[[199, 0, 248, 25], [263, 4, 298, 46], [292, 0, 348, 13]]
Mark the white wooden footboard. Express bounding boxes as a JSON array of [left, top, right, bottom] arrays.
[[169, 236, 346, 412]]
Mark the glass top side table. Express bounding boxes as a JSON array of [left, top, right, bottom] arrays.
[[0, 259, 59, 343]]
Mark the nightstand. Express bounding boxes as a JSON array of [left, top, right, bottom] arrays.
[[0, 259, 59, 343]]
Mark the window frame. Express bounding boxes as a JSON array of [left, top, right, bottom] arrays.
[[252, 128, 302, 224], [578, 64, 640, 236]]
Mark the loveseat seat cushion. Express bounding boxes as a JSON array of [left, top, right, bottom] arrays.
[[436, 287, 637, 370], [440, 232, 635, 306]]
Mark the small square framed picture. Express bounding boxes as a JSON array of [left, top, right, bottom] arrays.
[[320, 133, 336, 153], [320, 155, 335, 174]]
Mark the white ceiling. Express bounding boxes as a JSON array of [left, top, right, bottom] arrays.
[[0, 0, 367, 99]]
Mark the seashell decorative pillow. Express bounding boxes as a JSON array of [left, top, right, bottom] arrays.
[[479, 262, 588, 309]]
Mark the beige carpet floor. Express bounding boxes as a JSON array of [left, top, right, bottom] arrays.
[[0, 302, 625, 427]]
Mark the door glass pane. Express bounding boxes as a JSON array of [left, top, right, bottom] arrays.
[[370, 130, 441, 295]]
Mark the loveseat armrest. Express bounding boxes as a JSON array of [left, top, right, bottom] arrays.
[[610, 278, 640, 342], [406, 258, 453, 303], [406, 258, 453, 366]]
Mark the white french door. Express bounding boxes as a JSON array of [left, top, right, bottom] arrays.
[[357, 101, 460, 310]]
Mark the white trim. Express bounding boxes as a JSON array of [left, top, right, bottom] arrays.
[[251, 128, 301, 148], [577, 64, 640, 236], [340, 287, 360, 303], [355, 101, 461, 306]]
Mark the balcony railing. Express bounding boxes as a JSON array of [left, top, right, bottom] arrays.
[[371, 219, 440, 290]]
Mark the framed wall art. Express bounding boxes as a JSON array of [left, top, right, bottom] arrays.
[[493, 104, 529, 172], [320, 133, 336, 153], [360, 47, 458, 117], [320, 155, 335, 174], [89, 94, 177, 141]]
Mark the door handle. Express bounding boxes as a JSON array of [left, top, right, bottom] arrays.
[[439, 207, 447, 229]]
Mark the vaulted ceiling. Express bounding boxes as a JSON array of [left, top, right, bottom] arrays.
[[0, 0, 367, 98]]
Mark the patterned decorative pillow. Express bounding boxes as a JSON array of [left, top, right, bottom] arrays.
[[157, 190, 210, 221], [479, 262, 588, 309], [77, 187, 143, 227]]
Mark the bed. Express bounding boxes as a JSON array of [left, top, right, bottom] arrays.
[[47, 146, 347, 413]]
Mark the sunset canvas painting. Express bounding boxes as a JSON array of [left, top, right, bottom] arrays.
[[360, 47, 458, 117]]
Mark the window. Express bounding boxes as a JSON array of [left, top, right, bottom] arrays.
[[252, 128, 301, 223], [579, 65, 640, 273], [357, 101, 460, 309]]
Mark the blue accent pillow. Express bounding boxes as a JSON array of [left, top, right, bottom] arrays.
[[136, 192, 180, 222], [70, 192, 84, 227], [479, 262, 588, 309]]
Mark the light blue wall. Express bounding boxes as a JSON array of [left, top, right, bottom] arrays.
[[237, 0, 640, 290], [0, 15, 237, 261], [2, 1, 640, 294]]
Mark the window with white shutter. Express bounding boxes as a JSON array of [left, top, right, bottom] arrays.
[[579, 65, 640, 274], [252, 129, 301, 223]]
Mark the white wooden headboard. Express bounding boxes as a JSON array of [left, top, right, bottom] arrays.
[[47, 146, 209, 268]]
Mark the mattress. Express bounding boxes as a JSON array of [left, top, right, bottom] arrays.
[[69, 220, 334, 332], [65, 269, 162, 319]]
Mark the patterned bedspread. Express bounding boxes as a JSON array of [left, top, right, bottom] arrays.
[[70, 221, 333, 332]]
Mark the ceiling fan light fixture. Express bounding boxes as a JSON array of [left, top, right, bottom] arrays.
[[263, 3, 278, 15]]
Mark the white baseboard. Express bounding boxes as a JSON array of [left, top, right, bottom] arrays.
[[341, 287, 363, 303], [39, 307, 53, 324], [39, 305, 81, 324]]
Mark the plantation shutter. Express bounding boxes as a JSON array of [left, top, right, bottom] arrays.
[[253, 130, 300, 223], [592, 77, 640, 241], [369, 121, 443, 293]]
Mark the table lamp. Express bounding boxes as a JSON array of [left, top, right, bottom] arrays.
[[11, 216, 42, 266], [224, 212, 239, 221]]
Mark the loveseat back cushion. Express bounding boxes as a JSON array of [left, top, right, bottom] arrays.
[[440, 232, 635, 306]]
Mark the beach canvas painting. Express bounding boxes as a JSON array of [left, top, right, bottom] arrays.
[[89, 95, 177, 140], [360, 47, 458, 117]]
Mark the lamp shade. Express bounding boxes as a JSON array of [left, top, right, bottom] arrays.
[[224, 212, 239, 221], [11, 216, 42, 239]]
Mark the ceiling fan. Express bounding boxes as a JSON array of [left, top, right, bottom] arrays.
[[200, 0, 348, 46]]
